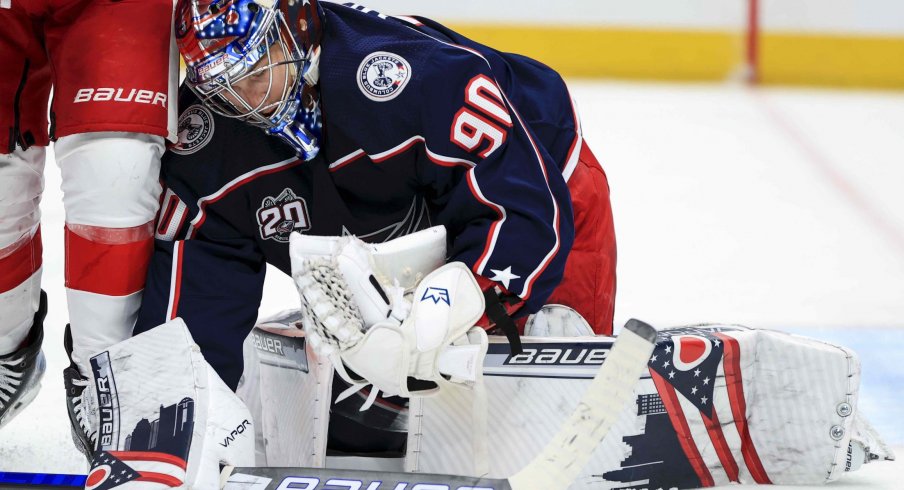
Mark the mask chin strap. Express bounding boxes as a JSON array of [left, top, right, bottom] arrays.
[[267, 82, 320, 160], [271, 123, 319, 160]]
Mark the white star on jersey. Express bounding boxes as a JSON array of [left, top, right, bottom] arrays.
[[489, 266, 520, 289]]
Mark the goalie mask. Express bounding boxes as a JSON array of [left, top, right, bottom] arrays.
[[176, 0, 323, 160]]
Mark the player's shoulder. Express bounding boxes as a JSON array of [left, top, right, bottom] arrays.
[[167, 89, 220, 160], [320, 5, 497, 115], [163, 87, 297, 195], [321, 3, 480, 72], [169, 87, 291, 162]]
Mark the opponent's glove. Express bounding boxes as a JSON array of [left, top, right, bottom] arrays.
[[289, 227, 488, 409]]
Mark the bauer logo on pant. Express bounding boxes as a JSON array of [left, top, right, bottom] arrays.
[[73, 88, 167, 107], [172, 105, 215, 155]]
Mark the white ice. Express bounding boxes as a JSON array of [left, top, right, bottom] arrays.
[[1, 81, 902, 488]]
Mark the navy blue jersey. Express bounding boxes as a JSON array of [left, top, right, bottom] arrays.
[[136, 3, 582, 390]]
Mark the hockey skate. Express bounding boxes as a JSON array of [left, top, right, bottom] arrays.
[[62, 325, 96, 461], [0, 291, 47, 431]]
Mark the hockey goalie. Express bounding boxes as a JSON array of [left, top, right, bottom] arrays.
[[230, 226, 895, 490], [58, 0, 893, 487]]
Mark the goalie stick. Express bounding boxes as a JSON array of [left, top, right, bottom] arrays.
[[1, 320, 655, 490], [0, 472, 85, 489], [220, 318, 657, 490]]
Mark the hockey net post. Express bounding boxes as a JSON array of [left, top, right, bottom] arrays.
[[746, 0, 760, 84]]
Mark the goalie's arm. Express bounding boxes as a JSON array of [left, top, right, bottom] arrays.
[[135, 236, 267, 390], [415, 46, 575, 317]]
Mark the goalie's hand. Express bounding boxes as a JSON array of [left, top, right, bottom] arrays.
[[289, 231, 488, 407]]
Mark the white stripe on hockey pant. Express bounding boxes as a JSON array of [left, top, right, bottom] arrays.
[[167, 1, 180, 144]]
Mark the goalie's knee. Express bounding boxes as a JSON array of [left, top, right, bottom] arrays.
[[55, 132, 163, 228]]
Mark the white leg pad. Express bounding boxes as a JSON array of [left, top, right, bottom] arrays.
[[84, 318, 254, 489], [236, 314, 333, 467], [523, 304, 595, 338]]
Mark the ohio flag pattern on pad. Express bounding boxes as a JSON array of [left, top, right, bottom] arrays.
[[412, 326, 879, 489], [85, 452, 140, 490]]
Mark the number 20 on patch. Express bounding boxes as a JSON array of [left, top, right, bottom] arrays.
[[450, 75, 513, 158]]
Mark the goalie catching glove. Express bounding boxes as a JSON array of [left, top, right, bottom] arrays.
[[289, 228, 488, 409]]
